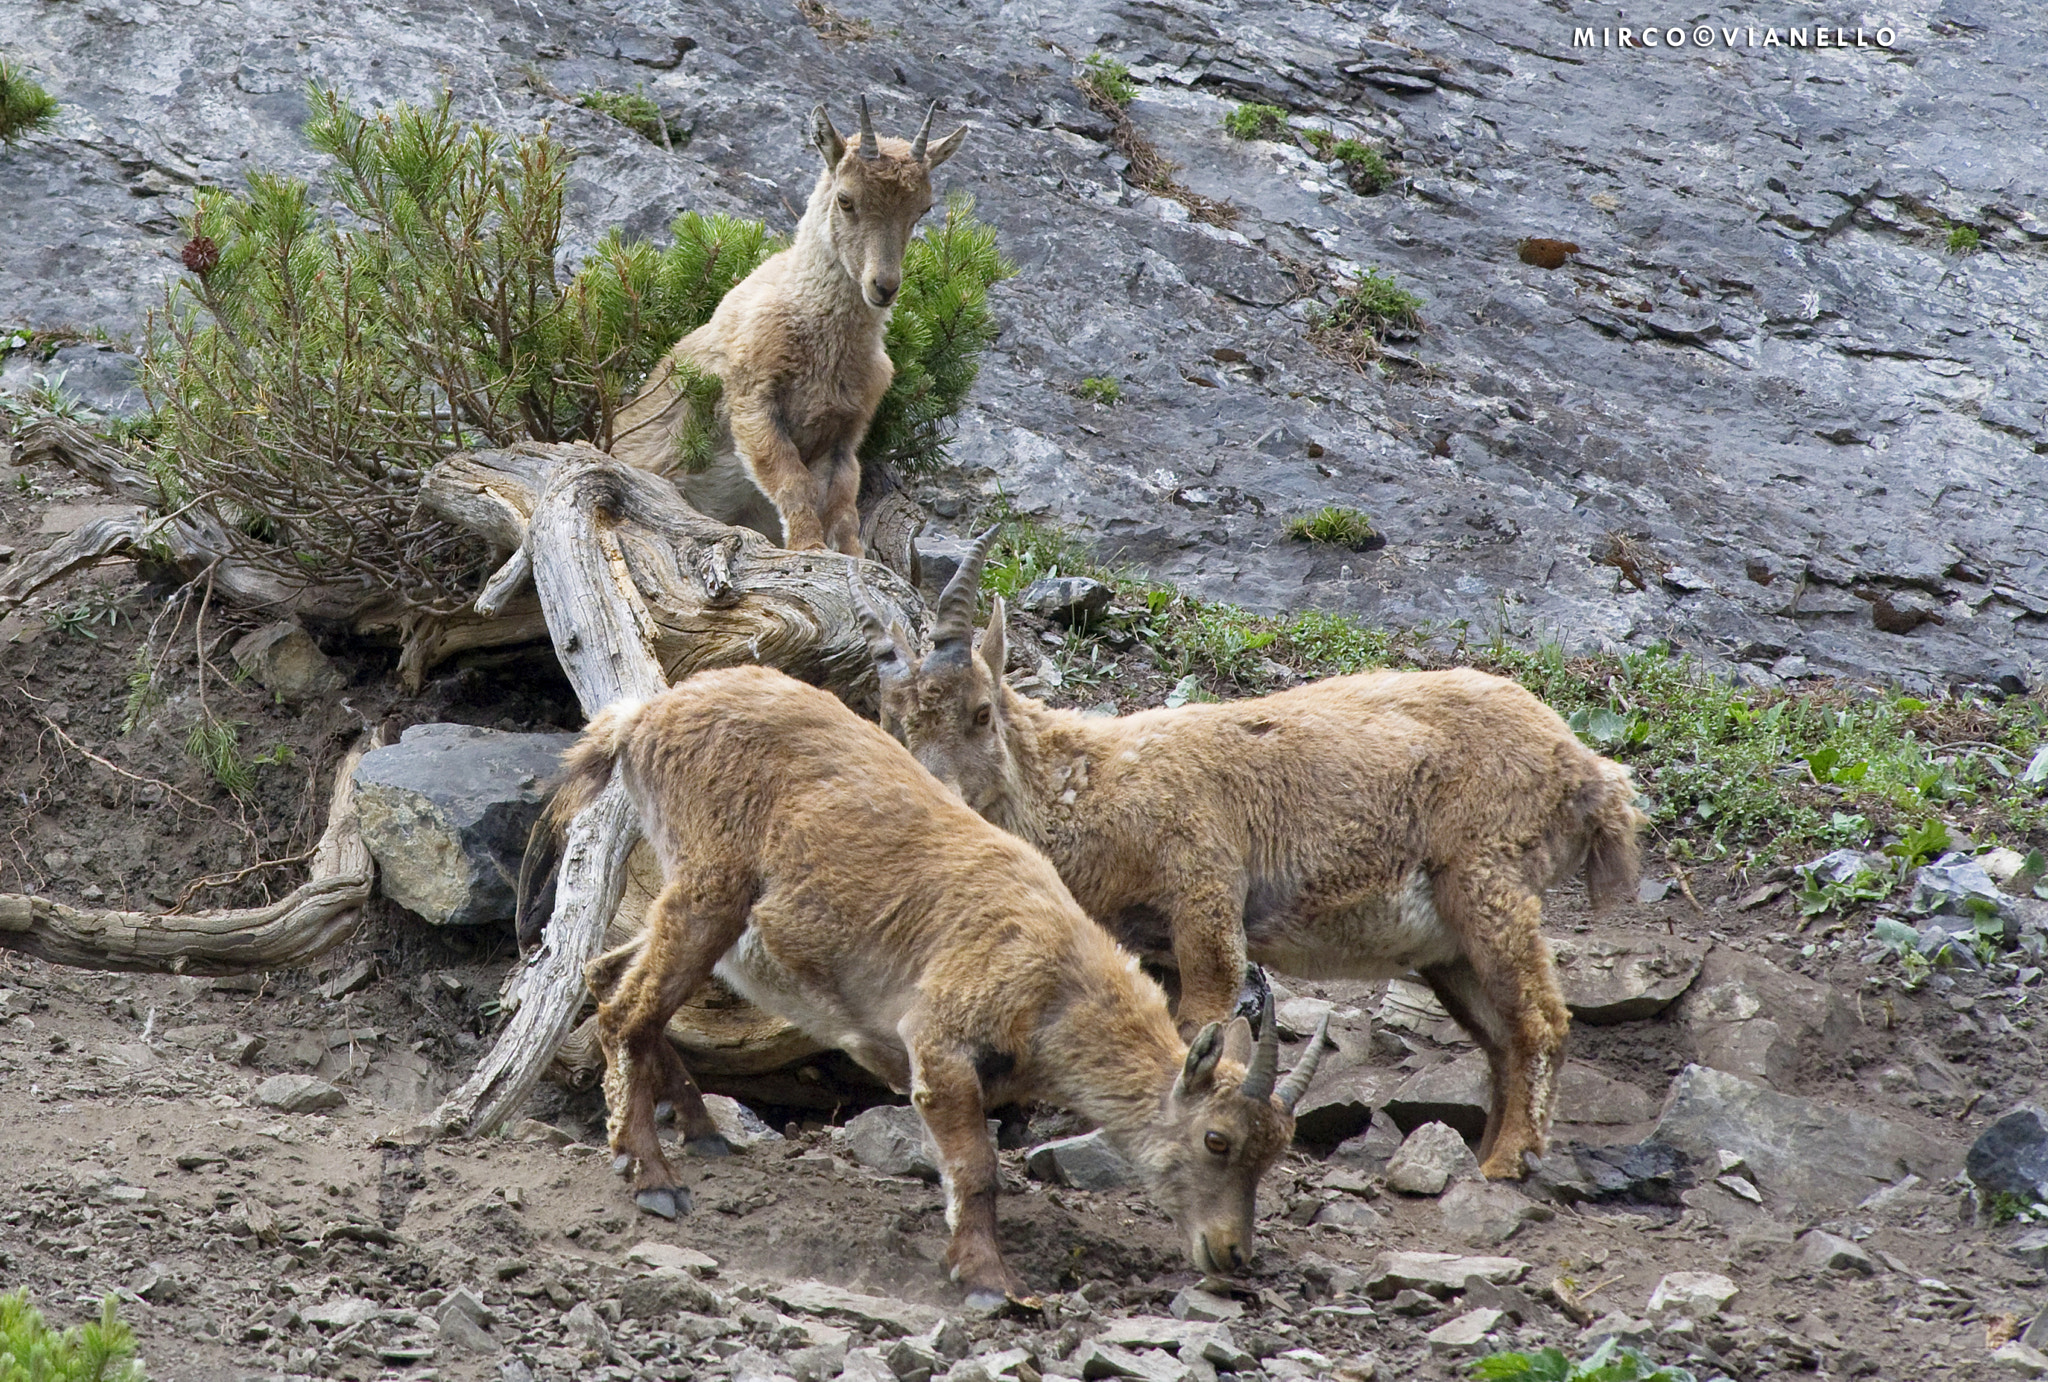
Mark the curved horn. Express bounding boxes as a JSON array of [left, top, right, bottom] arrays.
[[930, 525, 998, 653], [1275, 1014, 1334, 1112], [1239, 988, 1280, 1103], [910, 101, 937, 161], [856, 95, 880, 160], [853, 582, 912, 684]]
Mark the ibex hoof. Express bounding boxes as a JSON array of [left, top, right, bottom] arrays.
[[634, 1186, 691, 1220], [961, 1288, 1009, 1313], [684, 1134, 734, 1158]]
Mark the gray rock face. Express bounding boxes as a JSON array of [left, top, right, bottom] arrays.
[[1024, 1129, 1138, 1190], [840, 1105, 939, 1181], [230, 621, 344, 703], [4, 0, 2044, 691], [1672, 947, 1856, 1090], [353, 724, 577, 928], [1652, 1064, 1953, 1208]]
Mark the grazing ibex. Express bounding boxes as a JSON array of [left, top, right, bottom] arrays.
[[858, 535, 1646, 1178], [552, 666, 1330, 1304], [609, 99, 967, 557]]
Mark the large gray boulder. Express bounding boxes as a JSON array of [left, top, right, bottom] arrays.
[[1652, 1064, 1952, 1209], [354, 724, 577, 927], [1671, 947, 1856, 1090], [1551, 935, 1706, 1024]]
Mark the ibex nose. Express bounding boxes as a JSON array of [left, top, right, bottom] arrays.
[[870, 277, 900, 306]]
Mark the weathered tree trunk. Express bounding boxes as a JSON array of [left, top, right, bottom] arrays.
[[0, 733, 380, 972], [425, 445, 922, 1137]]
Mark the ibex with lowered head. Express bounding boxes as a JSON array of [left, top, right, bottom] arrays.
[[859, 534, 1646, 1178], [610, 98, 966, 556], [553, 665, 1331, 1304]]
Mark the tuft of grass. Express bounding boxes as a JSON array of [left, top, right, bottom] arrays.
[[795, 0, 873, 43], [1310, 267, 1424, 368], [1469, 1338, 1696, 1381], [1075, 376, 1122, 406], [1330, 138, 1392, 192], [1079, 54, 1137, 109], [1223, 103, 1289, 140], [0, 58, 60, 144], [1287, 505, 1379, 551], [0, 1291, 146, 1381], [185, 717, 255, 798], [575, 86, 682, 149], [1946, 223, 1980, 255]]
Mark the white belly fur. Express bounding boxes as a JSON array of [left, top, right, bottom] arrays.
[[1250, 869, 1460, 979], [712, 928, 906, 1079]]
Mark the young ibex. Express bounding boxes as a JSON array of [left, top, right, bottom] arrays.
[[551, 666, 1330, 1304], [608, 99, 967, 557], [859, 534, 1646, 1179]]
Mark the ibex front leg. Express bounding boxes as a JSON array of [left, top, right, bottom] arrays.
[[730, 397, 827, 551], [819, 435, 864, 559], [905, 1028, 1025, 1307]]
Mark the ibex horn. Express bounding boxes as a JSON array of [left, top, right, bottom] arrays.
[[852, 582, 911, 683], [856, 95, 880, 160], [1275, 1014, 1334, 1112], [910, 101, 937, 162], [1239, 989, 1280, 1103], [930, 525, 998, 654]]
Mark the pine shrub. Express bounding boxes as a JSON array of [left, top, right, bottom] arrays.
[[0, 58, 59, 144], [141, 87, 1008, 610], [0, 1291, 146, 1382]]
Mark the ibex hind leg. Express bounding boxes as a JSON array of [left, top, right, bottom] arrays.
[[1418, 955, 1513, 1163], [1429, 865, 1569, 1178], [592, 878, 749, 1216]]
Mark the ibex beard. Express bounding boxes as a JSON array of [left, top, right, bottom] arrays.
[[550, 666, 1333, 1303]]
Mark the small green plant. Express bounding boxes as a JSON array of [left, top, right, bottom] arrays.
[[1286, 505, 1378, 551], [1470, 1338, 1696, 1382], [1079, 54, 1137, 108], [0, 1290, 146, 1381], [1945, 223, 1980, 254], [1076, 376, 1122, 406], [1223, 103, 1289, 140], [1298, 127, 1335, 158], [575, 86, 682, 148], [1985, 1189, 2042, 1224], [0, 58, 60, 144], [1330, 138, 1392, 192], [186, 717, 255, 797], [1883, 816, 1951, 869], [28, 369, 82, 419], [42, 595, 124, 641], [1310, 267, 1424, 367], [1796, 862, 1893, 918]]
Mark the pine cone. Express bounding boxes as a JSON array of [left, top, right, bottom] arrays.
[[180, 234, 221, 275]]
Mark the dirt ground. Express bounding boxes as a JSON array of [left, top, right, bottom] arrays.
[[4, 438, 2048, 1382]]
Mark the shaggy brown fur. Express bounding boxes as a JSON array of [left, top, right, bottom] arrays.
[[550, 666, 1330, 1303], [608, 100, 966, 557], [862, 544, 1647, 1178]]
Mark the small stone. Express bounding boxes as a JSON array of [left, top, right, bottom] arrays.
[[131, 1263, 181, 1303], [1425, 1308, 1503, 1356], [1170, 1286, 1243, 1322], [625, 1241, 720, 1276], [1437, 1179, 1548, 1246], [1025, 1130, 1138, 1190], [703, 1093, 783, 1149], [618, 1267, 724, 1319], [438, 1308, 501, 1356], [1581, 1312, 1653, 1345], [561, 1301, 611, 1356], [1365, 1252, 1529, 1299], [230, 620, 344, 702], [1017, 575, 1114, 625], [253, 1074, 345, 1113], [1969, 1108, 2048, 1202], [1716, 1174, 1763, 1203], [437, 1286, 494, 1328], [1645, 1271, 1738, 1320], [766, 1281, 942, 1337], [318, 958, 376, 1001], [303, 1296, 379, 1330], [1384, 1121, 1482, 1196], [840, 1348, 897, 1382], [2015, 1228, 2048, 1268], [1995, 1341, 2048, 1377], [1550, 934, 1707, 1024], [1389, 1289, 1439, 1316], [843, 1105, 940, 1180], [1797, 1229, 1876, 1275]]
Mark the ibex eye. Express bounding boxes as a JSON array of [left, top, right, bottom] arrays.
[[1204, 1131, 1230, 1156], [836, 194, 854, 211], [973, 705, 992, 728]]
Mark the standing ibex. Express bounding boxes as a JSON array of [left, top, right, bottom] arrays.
[[858, 534, 1646, 1178], [609, 99, 967, 556], [551, 666, 1330, 1304]]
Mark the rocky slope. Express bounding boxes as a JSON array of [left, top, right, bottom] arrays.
[[3, 0, 2045, 692]]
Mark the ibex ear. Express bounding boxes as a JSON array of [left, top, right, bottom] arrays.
[[925, 123, 969, 169], [1177, 1021, 1225, 1096], [811, 104, 846, 166], [978, 594, 1007, 682], [1219, 1016, 1254, 1068]]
